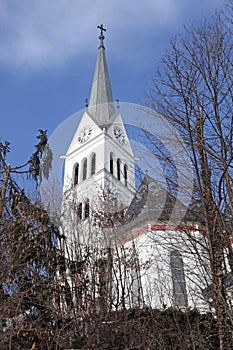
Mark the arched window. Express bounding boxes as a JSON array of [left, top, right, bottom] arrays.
[[77, 202, 82, 220], [110, 153, 114, 175], [84, 200, 90, 219], [131, 264, 139, 305], [74, 163, 79, 186], [117, 158, 121, 180], [124, 164, 128, 186], [82, 158, 87, 180], [97, 258, 108, 299], [91, 153, 96, 176], [170, 250, 187, 307]]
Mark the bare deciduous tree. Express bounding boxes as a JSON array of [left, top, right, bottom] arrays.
[[0, 131, 225, 349], [146, 9, 233, 349]]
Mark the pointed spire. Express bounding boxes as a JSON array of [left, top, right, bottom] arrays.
[[88, 25, 115, 127]]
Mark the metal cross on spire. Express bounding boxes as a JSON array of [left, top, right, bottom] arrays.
[[97, 24, 106, 48], [97, 24, 106, 37]]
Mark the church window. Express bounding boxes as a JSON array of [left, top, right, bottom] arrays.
[[74, 163, 79, 185], [97, 258, 108, 300], [124, 164, 128, 186], [82, 158, 87, 180], [110, 153, 114, 175], [117, 158, 121, 180], [170, 250, 187, 307], [77, 202, 82, 220], [131, 265, 139, 305], [91, 153, 96, 175], [84, 200, 90, 219], [130, 251, 141, 307]]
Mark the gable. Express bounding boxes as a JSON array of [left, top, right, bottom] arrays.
[[66, 111, 102, 156]]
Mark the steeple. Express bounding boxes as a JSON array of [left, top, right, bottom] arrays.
[[88, 24, 115, 127]]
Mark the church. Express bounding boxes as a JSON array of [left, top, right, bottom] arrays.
[[60, 25, 210, 312]]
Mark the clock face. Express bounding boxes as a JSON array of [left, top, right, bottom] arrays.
[[113, 126, 127, 145], [78, 126, 92, 143]]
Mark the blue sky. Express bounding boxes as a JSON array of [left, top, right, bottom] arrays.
[[0, 0, 224, 168]]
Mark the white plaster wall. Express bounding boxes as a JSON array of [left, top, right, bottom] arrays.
[[116, 228, 210, 311]]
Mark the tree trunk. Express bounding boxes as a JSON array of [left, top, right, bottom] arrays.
[[0, 164, 10, 218]]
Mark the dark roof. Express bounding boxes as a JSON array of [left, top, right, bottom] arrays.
[[124, 174, 203, 226]]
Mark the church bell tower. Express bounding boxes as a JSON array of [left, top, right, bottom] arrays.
[[63, 25, 135, 220]]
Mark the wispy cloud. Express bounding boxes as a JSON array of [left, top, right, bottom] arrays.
[[0, 0, 220, 70]]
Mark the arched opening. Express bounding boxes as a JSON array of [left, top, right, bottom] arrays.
[[124, 164, 128, 186], [84, 200, 90, 219], [117, 158, 121, 180], [131, 263, 140, 306], [82, 158, 87, 180], [91, 153, 96, 176], [74, 163, 79, 186], [110, 153, 114, 175], [77, 202, 82, 220], [170, 250, 187, 307]]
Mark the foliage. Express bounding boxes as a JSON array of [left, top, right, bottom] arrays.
[[29, 129, 53, 185], [0, 131, 61, 349]]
